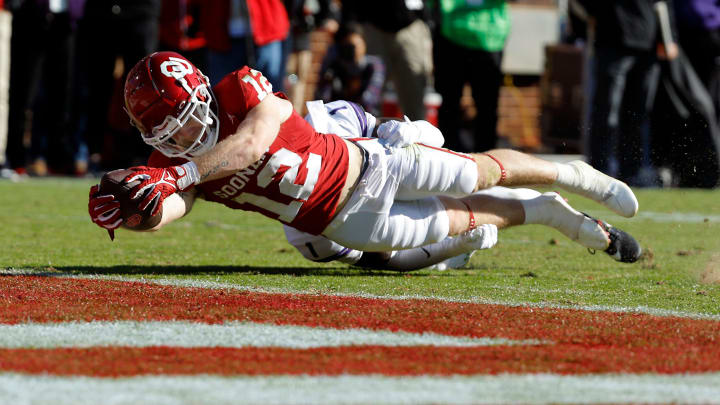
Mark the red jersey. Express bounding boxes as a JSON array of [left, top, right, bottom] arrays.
[[148, 66, 350, 235]]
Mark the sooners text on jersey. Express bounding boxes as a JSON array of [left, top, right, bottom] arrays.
[[149, 67, 350, 235]]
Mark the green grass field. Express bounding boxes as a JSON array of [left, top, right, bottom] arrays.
[[2, 178, 719, 315]]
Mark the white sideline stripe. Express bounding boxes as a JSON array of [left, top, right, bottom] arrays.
[[0, 321, 544, 349], [2, 373, 720, 405], [4, 269, 720, 321]]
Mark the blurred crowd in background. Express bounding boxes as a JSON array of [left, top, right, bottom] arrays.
[[0, 0, 718, 188]]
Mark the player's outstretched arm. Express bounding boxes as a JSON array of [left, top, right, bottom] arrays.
[[192, 93, 293, 184], [120, 94, 293, 217]]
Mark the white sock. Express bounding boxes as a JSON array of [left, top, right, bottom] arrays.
[[554, 162, 580, 188], [520, 192, 609, 250], [520, 193, 583, 240], [553, 161, 603, 197], [553, 161, 639, 218]]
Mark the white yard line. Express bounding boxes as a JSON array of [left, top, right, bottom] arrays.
[[2, 373, 720, 405], [0, 321, 545, 349], [3, 269, 720, 321], [583, 209, 720, 224]]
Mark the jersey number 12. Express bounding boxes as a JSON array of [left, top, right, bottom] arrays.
[[233, 148, 322, 222]]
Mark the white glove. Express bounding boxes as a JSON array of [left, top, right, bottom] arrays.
[[377, 116, 445, 150], [461, 224, 499, 250], [376, 116, 420, 150]]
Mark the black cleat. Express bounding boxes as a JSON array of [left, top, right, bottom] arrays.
[[587, 216, 642, 263]]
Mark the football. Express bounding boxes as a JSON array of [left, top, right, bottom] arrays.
[[99, 169, 162, 231]]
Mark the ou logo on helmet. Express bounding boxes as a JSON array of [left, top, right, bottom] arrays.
[[160, 56, 196, 94], [160, 57, 193, 80]]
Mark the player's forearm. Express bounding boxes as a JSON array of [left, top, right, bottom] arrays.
[[147, 191, 196, 231], [191, 131, 267, 183], [353, 239, 467, 271], [384, 242, 464, 271]]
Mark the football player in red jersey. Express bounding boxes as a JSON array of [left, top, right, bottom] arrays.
[[90, 52, 643, 263]]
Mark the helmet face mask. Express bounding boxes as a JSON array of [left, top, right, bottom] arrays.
[[141, 84, 219, 158], [125, 52, 220, 160]]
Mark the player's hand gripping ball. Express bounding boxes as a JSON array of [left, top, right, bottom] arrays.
[[98, 169, 163, 231], [122, 164, 198, 217], [88, 184, 122, 240]]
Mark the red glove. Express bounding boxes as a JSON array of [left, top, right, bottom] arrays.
[[124, 162, 200, 216], [88, 184, 122, 241]]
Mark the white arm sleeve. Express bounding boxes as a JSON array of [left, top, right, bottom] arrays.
[[283, 225, 363, 264], [384, 224, 498, 271]]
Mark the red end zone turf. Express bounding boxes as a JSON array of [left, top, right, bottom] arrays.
[[1, 275, 719, 376]]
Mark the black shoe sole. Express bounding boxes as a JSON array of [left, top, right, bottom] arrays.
[[584, 214, 642, 263], [602, 222, 642, 263]]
